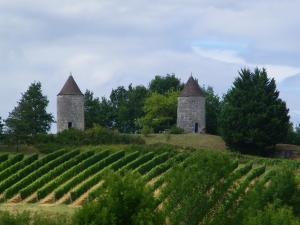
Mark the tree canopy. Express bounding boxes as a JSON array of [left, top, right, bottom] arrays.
[[138, 91, 179, 132], [149, 74, 183, 94], [5, 82, 54, 139], [203, 86, 221, 135], [219, 68, 290, 154]]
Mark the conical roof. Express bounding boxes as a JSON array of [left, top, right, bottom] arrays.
[[58, 75, 83, 96], [180, 76, 204, 97]]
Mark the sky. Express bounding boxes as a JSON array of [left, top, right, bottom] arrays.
[[1, 0, 300, 132]]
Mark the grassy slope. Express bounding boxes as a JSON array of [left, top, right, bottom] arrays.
[[142, 133, 227, 151], [1, 133, 300, 218]]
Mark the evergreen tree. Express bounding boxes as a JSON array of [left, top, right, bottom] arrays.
[[5, 82, 54, 140], [219, 68, 290, 154]]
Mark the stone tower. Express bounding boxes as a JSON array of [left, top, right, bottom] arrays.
[[57, 75, 84, 133], [177, 76, 205, 133]]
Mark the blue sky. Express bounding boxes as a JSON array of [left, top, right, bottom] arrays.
[[1, 0, 300, 132]]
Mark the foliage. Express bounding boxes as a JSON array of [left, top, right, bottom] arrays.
[[242, 204, 300, 225], [0, 149, 66, 193], [169, 126, 184, 134], [73, 172, 164, 225], [37, 151, 109, 200], [54, 151, 125, 199], [5, 82, 54, 143], [203, 86, 221, 134], [84, 90, 103, 129], [229, 168, 300, 225], [139, 91, 179, 132], [0, 117, 3, 141], [164, 151, 236, 225], [111, 85, 149, 133], [219, 68, 290, 154], [286, 123, 300, 145], [149, 74, 183, 94], [31, 126, 144, 152]]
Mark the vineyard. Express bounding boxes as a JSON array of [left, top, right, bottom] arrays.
[[0, 146, 299, 224]]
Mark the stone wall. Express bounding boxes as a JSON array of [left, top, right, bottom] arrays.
[[57, 95, 85, 133], [177, 96, 205, 133]]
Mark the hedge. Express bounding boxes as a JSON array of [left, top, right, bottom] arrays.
[[4, 150, 74, 199], [0, 154, 8, 164], [0, 149, 66, 193], [37, 150, 109, 200], [135, 152, 170, 175], [70, 151, 140, 202], [0, 154, 38, 181], [19, 151, 93, 199], [0, 154, 24, 171], [54, 151, 125, 200], [120, 152, 155, 172], [143, 152, 188, 182]]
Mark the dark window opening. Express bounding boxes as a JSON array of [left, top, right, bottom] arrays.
[[194, 123, 199, 133], [68, 122, 73, 129]]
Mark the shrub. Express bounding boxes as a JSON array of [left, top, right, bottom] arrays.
[[141, 126, 153, 137], [34, 126, 145, 152], [169, 126, 184, 134], [72, 172, 164, 225], [243, 204, 300, 225]]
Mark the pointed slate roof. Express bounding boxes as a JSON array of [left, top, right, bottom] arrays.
[[58, 75, 83, 96], [180, 76, 204, 97]]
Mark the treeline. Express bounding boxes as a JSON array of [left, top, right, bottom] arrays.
[[84, 74, 220, 134], [1, 69, 300, 155]]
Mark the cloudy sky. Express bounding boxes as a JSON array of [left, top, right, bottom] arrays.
[[1, 0, 300, 132]]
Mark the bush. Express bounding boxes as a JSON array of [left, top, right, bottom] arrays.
[[72, 172, 164, 225], [30, 126, 145, 153], [243, 204, 300, 225], [169, 126, 184, 134], [141, 126, 153, 137]]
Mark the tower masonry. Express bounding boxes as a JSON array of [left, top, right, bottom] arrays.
[[57, 75, 84, 133], [177, 76, 206, 133]]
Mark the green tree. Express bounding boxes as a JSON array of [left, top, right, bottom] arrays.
[[84, 90, 101, 129], [110, 85, 148, 133], [219, 68, 290, 154], [5, 82, 54, 143], [73, 172, 164, 225], [0, 117, 4, 142], [149, 74, 183, 94], [203, 86, 221, 134], [139, 91, 178, 132]]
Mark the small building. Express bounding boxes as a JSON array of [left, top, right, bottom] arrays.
[[177, 76, 205, 133], [57, 75, 85, 133]]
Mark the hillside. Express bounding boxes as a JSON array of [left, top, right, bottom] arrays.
[[0, 144, 299, 223]]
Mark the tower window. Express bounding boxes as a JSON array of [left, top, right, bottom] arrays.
[[68, 122, 73, 129]]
